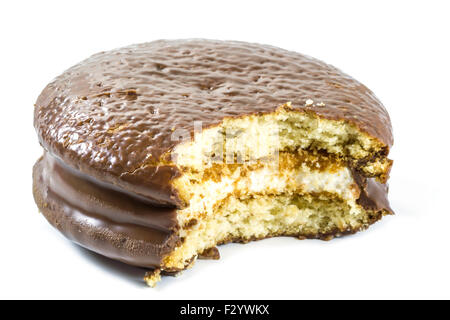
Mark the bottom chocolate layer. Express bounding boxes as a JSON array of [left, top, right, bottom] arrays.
[[33, 154, 180, 269], [33, 152, 392, 273]]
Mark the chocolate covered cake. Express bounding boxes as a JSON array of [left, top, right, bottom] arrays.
[[33, 39, 393, 286]]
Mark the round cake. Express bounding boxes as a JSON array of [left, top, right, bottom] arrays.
[[33, 39, 393, 286]]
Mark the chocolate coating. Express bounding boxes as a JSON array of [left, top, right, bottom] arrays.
[[34, 39, 393, 206], [351, 168, 392, 213], [33, 153, 179, 268]]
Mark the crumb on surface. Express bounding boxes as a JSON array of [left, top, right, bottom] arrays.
[[144, 269, 161, 287]]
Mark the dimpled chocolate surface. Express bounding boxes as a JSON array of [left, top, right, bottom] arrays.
[[34, 39, 393, 205]]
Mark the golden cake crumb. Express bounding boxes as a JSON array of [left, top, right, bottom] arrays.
[[144, 269, 162, 287]]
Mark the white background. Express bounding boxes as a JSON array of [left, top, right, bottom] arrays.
[[0, 0, 449, 299]]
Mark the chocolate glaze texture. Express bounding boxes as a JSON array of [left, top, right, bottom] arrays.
[[351, 168, 393, 213], [33, 153, 179, 268], [34, 39, 393, 206]]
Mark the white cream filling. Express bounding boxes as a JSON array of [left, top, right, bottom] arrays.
[[178, 166, 359, 225]]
